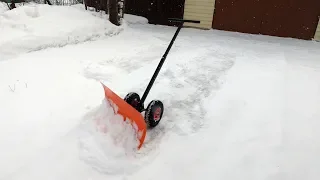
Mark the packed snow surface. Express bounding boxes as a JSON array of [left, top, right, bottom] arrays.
[[1, 3, 320, 180]]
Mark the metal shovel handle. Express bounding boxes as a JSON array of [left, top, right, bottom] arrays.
[[139, 18, 200, 106]]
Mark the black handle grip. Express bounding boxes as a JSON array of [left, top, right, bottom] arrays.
[[168, 18, 200, 24]]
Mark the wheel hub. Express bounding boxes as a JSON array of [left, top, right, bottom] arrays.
[[153, 107, 162, 121]]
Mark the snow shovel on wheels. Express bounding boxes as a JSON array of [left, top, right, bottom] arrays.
[[101, 18, 200, 149]]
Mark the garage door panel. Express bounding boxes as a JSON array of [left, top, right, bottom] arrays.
[[212, 0, 264, 34], [259, 0, 292, 38], [286, 0, 320, 39], [212, 0, 320, 40]]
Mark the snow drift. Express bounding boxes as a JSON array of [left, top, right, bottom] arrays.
[[123, 14, 148, 25], [70, 3, 149, 25], [78, 99, 142, 175], [0, 2, 7, 13], [0, 3, 124, 60]]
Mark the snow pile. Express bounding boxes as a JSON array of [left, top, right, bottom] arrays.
[[0, 3, 124, 60], [0, 2, 7, 13], [124, 14, 148, 24], [71, 3, 148, 25], [78, 99, 141, 175]]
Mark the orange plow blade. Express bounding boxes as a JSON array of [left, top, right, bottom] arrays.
[[101, 82, 147, 149]]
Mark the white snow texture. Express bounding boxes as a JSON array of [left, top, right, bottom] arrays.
[[1, 2, 320, 180]]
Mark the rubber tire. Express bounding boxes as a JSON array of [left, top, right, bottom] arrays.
[[124, 92, 140, 110], [145, 100, 164, 128]]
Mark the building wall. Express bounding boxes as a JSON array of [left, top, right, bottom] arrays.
[[212, 0, 320, 40], [183, 0, 215, 29], [314, 18, 320, 41]]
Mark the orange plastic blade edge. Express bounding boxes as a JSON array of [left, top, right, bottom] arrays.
[[100, 82, 147, 149]]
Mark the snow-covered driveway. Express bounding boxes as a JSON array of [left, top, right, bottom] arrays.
[[1, 3, 320, 180]]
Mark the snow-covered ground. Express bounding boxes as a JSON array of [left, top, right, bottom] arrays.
[[0, 3, 148, 60], [1, 3, 320, 180]]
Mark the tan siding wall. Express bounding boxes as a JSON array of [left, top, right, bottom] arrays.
[[183, 0, 215, 29], [314, 17, 320, 41]]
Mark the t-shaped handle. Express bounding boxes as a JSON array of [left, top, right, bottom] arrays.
[[168, 18, 200, 24]]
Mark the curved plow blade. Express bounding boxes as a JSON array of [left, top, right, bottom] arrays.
[[101, 82, 147, 149]]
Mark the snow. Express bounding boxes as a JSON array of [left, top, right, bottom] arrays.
[[0, 3, 124, 60], [0, 3, 150, 60], [0, 2, 7, 13], [1, 2, 320, 180], [123, 14, 148, 24]]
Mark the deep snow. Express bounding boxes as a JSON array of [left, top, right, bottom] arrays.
[[1, 3, 320, 180], [0, 3, 148, 60]]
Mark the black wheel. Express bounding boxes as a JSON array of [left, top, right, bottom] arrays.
[[145, 100, 164, 128], [124, 92, 140, 110]]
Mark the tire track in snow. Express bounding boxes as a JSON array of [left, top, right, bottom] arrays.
[[157, 48, 235, 135]]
